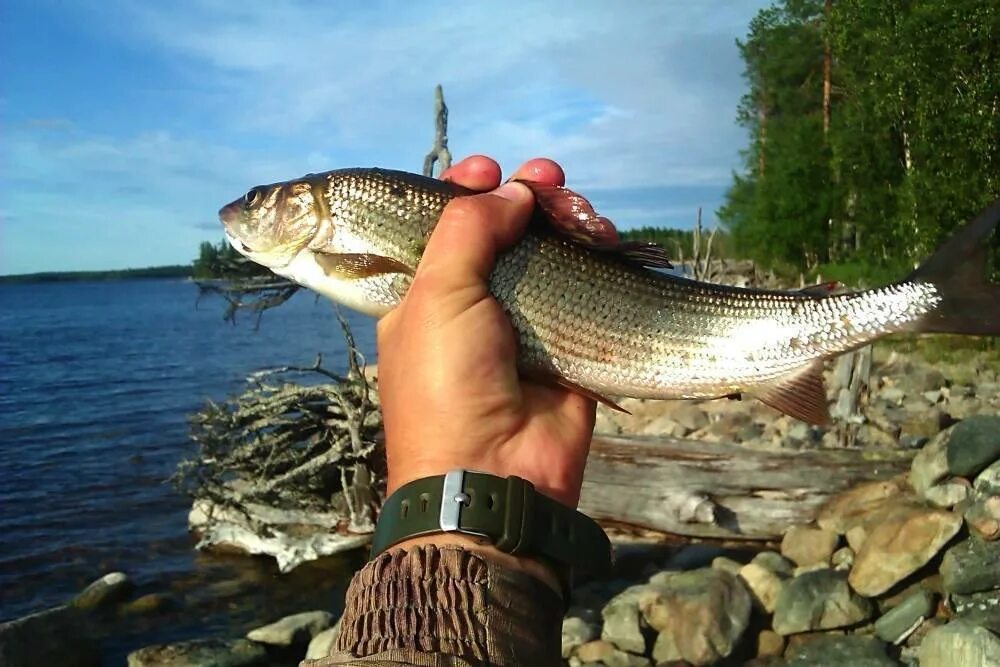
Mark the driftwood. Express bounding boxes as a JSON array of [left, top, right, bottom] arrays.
[[578, 434, 914, 541]]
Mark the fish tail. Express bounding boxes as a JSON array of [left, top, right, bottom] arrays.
[[906, 198, 1000, 335]]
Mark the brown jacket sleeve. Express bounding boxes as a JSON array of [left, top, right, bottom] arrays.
[[300, 545, 564, 666]]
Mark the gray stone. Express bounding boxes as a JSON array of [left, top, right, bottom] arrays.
[[751, 550, 794, 576], [640, 569, 751, 665], [848, 504, 962, 596], [562, 616, 599, 659], [923, 480, 971, 508], [71, 572, 133, 612], [975, 460, 1000, 495], [786, 635, 897, 666], [950, 589, 1000, 616], [874, 588, 936, 645], [941, 536, 1000, 594], [127, 638, 267, 667], [912, 416, 1000, 493], [0, 605, 100, 667], [917, 620, 1000, 667], [600, 585, 649, 654], [739, 562, 785, 613], [781, 525, 839, 566], [304, 620, 341, 660], [246, 610, 333, 647], [773, 569, 873, 635]]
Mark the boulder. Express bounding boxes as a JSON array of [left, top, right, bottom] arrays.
[[773, 569, 873, 635], [640, 569, 751, 666], [941, 536, 1000, 595], [127, 638, 267, 667], [246, 610, 333, 647], [71, 572, 133, 612], [918, 620, 1000, 667], [848, 504, 962, 596], [910, 416, 1000, 494], [816, 480, 904, 535]]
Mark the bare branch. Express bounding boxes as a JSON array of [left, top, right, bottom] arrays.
[[422, 84, 452, 178]]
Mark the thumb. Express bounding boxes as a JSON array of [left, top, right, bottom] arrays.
[[414, 182, 534, 294]]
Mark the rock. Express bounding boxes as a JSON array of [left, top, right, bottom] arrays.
[[304, 620, 341, 660], [899, 407, 949, 442], [831, 546, 855, 571], [941, 536, 1000, 594], [880, 386, 906, 404], [562, 616, 599, 659], [914, 367, 947, 393], [848, 504, 962, 596], [738, 563, 785, 613], [71, 572, 133, 612], [245, 610, 333, 647], [923, 480, 971, 508], [772, 569, 873, 635], [957, 604, 1000, 636], [575, 640, 651, 666], [786, 635, 898, 666], [781, 525, 839, 566], [750, 551, 794, 577], [640, 415, 686, 438], [917, 620, 1000, 667], [119, 593, 175, 616], [911, 416, 1000, 494], [874, 588, 936, 644], [601, 585, 648, 654], [710, 556, 743, 576], [0, 606, 100, 667], [671, 404, 709, 433], [975, 460, 1000, 495], [816, 479, 904, 535], [950, 589, 1000, 616], [755, 629, 784, 658], [640, 569, 751, 666], [127, 638, 267, 667], [964, 496, 1000, 540]]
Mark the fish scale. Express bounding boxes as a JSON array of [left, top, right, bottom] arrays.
[[220, 167, 1000, 424]]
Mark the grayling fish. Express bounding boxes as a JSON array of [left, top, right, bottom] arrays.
[[219, 168, 1000, 424]]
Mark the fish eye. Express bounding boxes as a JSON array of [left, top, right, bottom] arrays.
[[244, 188, 264, 207]]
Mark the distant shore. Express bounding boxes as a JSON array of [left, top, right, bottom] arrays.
[[0, 265, 193, 284]]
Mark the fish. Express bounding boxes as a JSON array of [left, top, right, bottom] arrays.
[[219, 168, 1000, 425]]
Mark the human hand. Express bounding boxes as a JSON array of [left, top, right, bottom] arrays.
[[375, 155, 597, 509]]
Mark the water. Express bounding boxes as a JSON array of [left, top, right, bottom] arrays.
[[0, 278, 377, 661]]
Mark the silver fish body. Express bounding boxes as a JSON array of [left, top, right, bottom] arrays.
[[220, 168, 1000, 423]]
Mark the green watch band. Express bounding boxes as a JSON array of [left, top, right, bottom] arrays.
[[370, 470, 614, 591]]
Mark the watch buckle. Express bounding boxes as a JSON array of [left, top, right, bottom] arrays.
[[439, 469, 467, 532]]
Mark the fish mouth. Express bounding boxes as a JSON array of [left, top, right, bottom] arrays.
[[224, 230, 255, 256]]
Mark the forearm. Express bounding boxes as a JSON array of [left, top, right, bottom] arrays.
[[302, 542, 564, 666]]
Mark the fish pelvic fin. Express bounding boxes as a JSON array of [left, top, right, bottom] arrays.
[[906, 198, 1000, 335], [748, 363, 831, 426]]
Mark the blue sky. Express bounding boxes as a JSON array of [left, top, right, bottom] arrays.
[[1, 0, 770, 275]]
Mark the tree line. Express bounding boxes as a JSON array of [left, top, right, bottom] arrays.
[[719, 0, 998, 279]]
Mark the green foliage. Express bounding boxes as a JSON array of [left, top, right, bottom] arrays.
[[0, 265, 192, 283], [722, 0, 999, 280], [192, 239, 272, 280]]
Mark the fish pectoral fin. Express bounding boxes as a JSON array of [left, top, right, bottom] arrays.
[[517, 180, 673, 269], [314, 252, 414, 280], [525, 369, 631, 414], [747, 364, 831, 426]]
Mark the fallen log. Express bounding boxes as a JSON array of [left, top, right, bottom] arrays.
[[579, 434, 914, 541]]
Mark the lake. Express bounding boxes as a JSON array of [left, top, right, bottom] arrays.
[[0, 278, 377, 662]]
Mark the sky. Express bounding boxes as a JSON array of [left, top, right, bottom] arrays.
[[0, 0, 771, 275]]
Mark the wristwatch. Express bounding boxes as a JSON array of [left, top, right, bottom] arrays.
[[370, 469, 614, 596]]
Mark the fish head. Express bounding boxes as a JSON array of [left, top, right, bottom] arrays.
[[219, 179, 319, 269]]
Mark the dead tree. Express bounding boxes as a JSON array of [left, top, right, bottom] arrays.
[[422, 84, 452, 177]]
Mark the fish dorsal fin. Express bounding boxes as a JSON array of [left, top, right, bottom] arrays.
[[748, 363, 831, 425], [314, 251, 414, 279], [518, 180, 673, 269]]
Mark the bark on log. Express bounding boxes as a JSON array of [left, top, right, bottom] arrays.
[[578, 434, 914, 541]]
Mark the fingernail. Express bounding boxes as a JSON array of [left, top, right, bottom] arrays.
[[493, 181, 530, 203]]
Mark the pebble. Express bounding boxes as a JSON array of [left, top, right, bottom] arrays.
[[873, 588, 936, 644], [772, 569, 873, 635], [639, 569, 751, 666], [848, 504, 962, 596], [245, 610, 333, 647], [831, 546, 855, 571], [755, 629, 785, 658], [940, 536, 1000, 594], [923, 480, 971, 508], [917, 620, 1000, 667], [816, 479, 904, 536], [739, 562, 785, 613], [600, 585, 649, 654], [750, 550, 794, 577], [710, 556, 743, 576], [576, 640, 651, 666], [780, 525, 839, 566], [71, 572, 134, 612]]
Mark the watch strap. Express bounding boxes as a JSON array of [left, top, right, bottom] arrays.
[[370, 470, 613, 586]]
